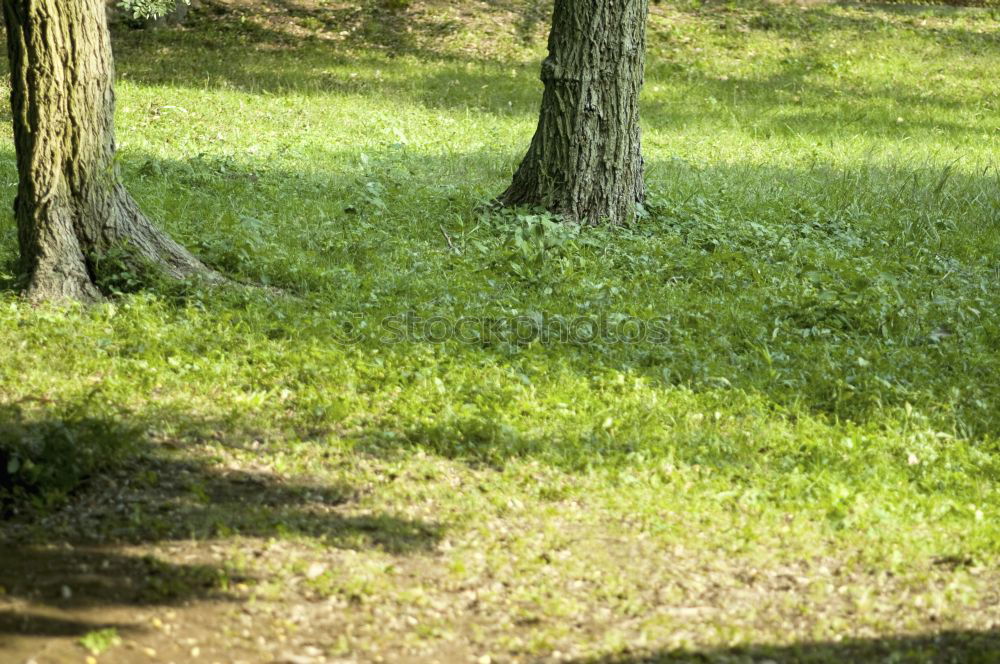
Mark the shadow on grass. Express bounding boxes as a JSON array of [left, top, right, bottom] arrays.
[[88, 0, 1000, 136], [0, 610, 134, 639], [567, 628, 1000, 663], [0, 403, 442, 642]]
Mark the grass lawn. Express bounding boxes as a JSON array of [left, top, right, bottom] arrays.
[[2, 1, 1000, 661]]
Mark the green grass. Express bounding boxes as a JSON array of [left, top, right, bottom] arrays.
[[79, 627, 122, 655], [2, 1, 1000, 661]]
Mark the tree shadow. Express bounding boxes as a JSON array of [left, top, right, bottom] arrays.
[[0, 610, 134, 639], [0, 402, 443, 643], [567, 628, 1000, 663], [4, 452, 439, 552], [112, 0, 541, 62], [111, 41, 543, 119], [95, 0, 1000, 128], [640, 1, 1000, 138], [497, 0, 552, 44]]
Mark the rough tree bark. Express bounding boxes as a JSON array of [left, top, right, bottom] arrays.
[[3, 0, 219, 302], [497, 0, 649, 226]]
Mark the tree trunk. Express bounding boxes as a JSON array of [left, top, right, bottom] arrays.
[[497, 0, 648, 226], [3, 0, 219, 302]]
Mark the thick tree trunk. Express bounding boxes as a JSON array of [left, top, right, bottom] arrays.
[[497, 0, 648, 226], [3, 0, 218, 302]]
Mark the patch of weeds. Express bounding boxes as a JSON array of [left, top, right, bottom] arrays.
[[486, 209, 596, 288], [138, 555, 230, 601], [0, 401, 144, 514], [79, 627, 122, 655], [89, 241, 167, 297]]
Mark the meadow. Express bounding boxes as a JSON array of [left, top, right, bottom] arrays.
[[2, 1, 1000, 661]]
